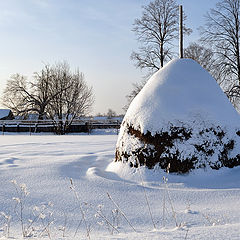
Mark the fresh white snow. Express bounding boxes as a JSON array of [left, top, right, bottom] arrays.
[[122, 58, 240, 134], [0, 134, 240, 239]]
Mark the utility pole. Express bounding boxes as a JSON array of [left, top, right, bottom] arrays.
[[179, 5, 183, 58]]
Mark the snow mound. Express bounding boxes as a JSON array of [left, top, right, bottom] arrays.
[[116, 59, 240, 173], [125, 58, 240, 133]]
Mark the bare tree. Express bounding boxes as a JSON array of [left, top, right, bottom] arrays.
[[2, 62, 94, 134], [125, 0, 191, 112], [46, 62, 94, 134], [2, 65, 64, 120], [131, 0, 191, 74], [2, 69, 52, 120], [31, 64, 57, 119], [184, 42, 216, 72], [200, 0, 240, 108], [2, 74, 29, 118], [123, 80, 147, 111]]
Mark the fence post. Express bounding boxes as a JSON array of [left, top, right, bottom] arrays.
[[2, 123, 5, 135], [34, 123, 38, 133], [117, 120, 119, 135]]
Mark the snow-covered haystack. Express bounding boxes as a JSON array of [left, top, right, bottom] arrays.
[[116, 59, 240, 173]]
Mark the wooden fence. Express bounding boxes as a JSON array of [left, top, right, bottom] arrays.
[[0, 119, 121, 134]]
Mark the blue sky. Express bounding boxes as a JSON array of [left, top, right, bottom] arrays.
[[0, 0, 219, 115]]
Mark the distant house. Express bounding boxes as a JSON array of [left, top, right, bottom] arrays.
[[0, 109, 14, 120]]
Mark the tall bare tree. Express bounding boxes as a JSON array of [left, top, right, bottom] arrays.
[[124, 0, 191, 112], [131, 0, 191, 74], [200, 0, 240, 108], [47, 62, 94, 134]]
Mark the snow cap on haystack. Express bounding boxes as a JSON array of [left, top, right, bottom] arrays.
[[116, 59, 240, 173]]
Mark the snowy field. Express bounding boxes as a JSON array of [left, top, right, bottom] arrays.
[[1, 132, 240, 239]]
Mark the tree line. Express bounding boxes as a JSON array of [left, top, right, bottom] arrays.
[[2, 62, 94, 134], [127, 0, 240, 112]]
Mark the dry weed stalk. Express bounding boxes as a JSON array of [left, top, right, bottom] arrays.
[[70, 178, 91, 240], [163, 163, 178, 227], [0, 211, 11, 238], [107, 192, 136, 232], [136, 157, 156, 229], [95, 204, 120, 234]]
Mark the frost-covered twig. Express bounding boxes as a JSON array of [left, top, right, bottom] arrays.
[[70, 178, 91, 240], [74, 219, 82, 237], [59, 212, 68, 237], [163, 164, 178, 227], [11, 180, 31, 237], [0, 211, 11, 238], [201, 213, 220, 226], [107, 192, 136, 232], [162, 179, 166, 227], [95, 204, 119, 234], [11, 180, 55, 238], [136, 158, 156, 229]]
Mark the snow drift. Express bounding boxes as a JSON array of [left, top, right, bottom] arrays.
[[116, 59, 240, 173]]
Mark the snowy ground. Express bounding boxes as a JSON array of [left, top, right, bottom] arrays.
[[0, 132, 240, 239]]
